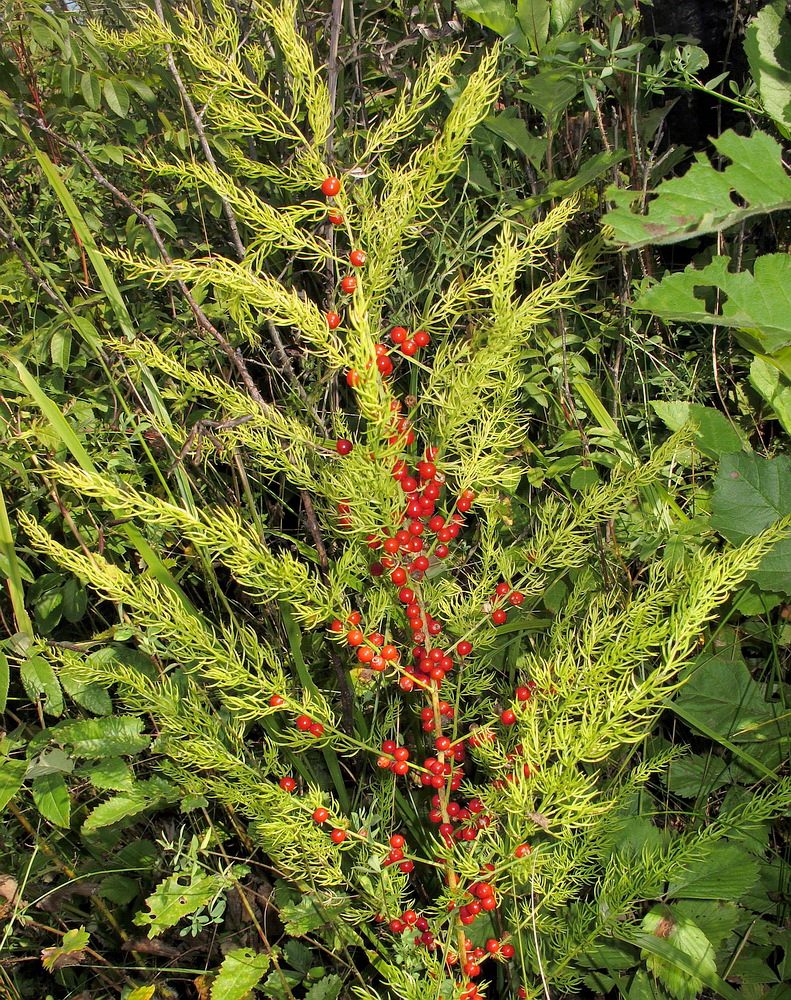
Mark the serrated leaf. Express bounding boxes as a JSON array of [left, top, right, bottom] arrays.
[[135, 870, 228, 937], [666, 753, 731, 797], [675, 651, 778, 740], [49, 327, 71, 371], [89, 756, 134, 791], [0, 757, 27, 811], [605, 130, 791, 248], [20, 655, 63, 716], [82, 777, 177, 832], [80, 72, 101, 109], [54, 716, 150, 757], [634, 254, 791, 356], [32, 772, 71, 827], [651, 401, 747, 459], [668, 845, 759, 900], [103, 78, 129, 117], [98, 874, 139, 904], [749, 358, 791, 437], [210, 947, 270, 1000], [304, 975, 342, 1000], [640, 907, 718, 1000], [41, 926, 89, 971], [744, 2, 791, 133], [59, 668, 112, 716]]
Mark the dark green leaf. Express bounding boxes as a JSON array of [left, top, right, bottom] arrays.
[[651, 402, 747, 459], [211, 947, 270, 1000], [20, 655, 63, 716], [32, 772, 71, 827], [80, 72, 101, 109], [103, 78, 130, 117], [744, 2, 791, 133], [55, 716, 151, 757]]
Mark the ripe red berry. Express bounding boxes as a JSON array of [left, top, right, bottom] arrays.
[[391, 568, 407, 586], [464, 962, 481, 978], [336, 438, 353, 455], [313, 807, 329, 823], [501, 710, 517, 725], [340, 275, 357, 293], [296, 715, 312, 731], [390, 326, 408, 343], [269, 694, 285, 707], [435, 544, 449, 559], [402, 909, 418, 925], [357, 647, 374, 663], [321, 176, 340, 196], [279, 776, 296, 792], [516, 686, 530, 701], [399, 860, 414, 873], [389, 919, 405, 934], [457, 640, 472, 656], [401, 339, 417, 356], [492, 609, 508, 625], [377, 356, 393, 376], [514, 844, 532, 858], [509, 591, 525, 605], [331, 828, 346, 843], [413, 330, 430, 347], [309, 722, 325, 737], [485, 938, 500, 954], [414, 556, 429, 572], [346, 369, 359, 387], [347, 629, 364, 645], [326, 311, 341, 329], [350, 250, 366, 267], [328, 209, 343, 224], [502, 943, 516, 959], [399, 677, 414, 691], [398, 587, 415, 604]]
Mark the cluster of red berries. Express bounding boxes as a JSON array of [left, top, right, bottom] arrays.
[[381, 833, 414, 873], [320, 176, 364, 310], [428, 793, 490, 845], [500, 684, 537, 726], [269, 695, 325, 737], [489, 581, 525, 626], [388, 325, 431, 357]]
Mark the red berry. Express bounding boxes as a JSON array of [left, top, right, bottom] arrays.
[[485, 939, 500, 954], [481, 896, 497, 911], [391, 568, 407, 586], [279, 776, 296, 792], [413, 330, 430, 347], [321, 176, 340, 196], [402, 910, 418, 925], [327, 311, 341, 329], [492, 609, 508, 625], [340, 276, 357, 293], [399, 677, 414, 691], [401, 339, 417, 356], [377, 356, 393, 376], [509, 591, 525, 605], [336, 438, 353, 455], [390, 326, 408, 343], [331, 828, 346, 843], [382, 644, 398, 660], [309, 722, 325, 737], [401, 476, 418, 493], [313, 807, 329, 823], [413, 556, 429, 572], [398, 587, 415, 604], [464, 962, 481, 978], [296, 715, 312, 731], [515, 844, 531, 858], [350, 250, 366, 267], [502, 943, 516, 959], [269, 695, 285, 707], [393, 760, 409, 775], [389, 834, 405, 848], [516, 686, 530, 701], [357, 647, 374, 663], [501, 710, 517, 725], [347, 629, 364, 645], [435, 544, 449, 559], [399, 860, 414, 873], [346, 369, 359, 387], [428, 515, 445, 532], [457, 641, 472, 656], [495, 582, 510, 597], [389, 919, 405, 934], [328, 209, 343, 224]]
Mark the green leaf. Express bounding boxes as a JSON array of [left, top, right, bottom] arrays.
[[634, 254, 791, 356], [60, 576, 87, 623], [41, 926, 89, 971], [88, 756, 135, 791], [667, 845, 759, 900], [666, 753, 732, 798], [20, 655, 63, 716], [0, 757, 27, 811], [304, 975, 342, 1000], [744, 2, 791, 134], [134, 870, 228, 937], [517, 68, 581, 123], [49, 326, 71, 371], [516, 0, 549, 53], [0, 651, 8, 714], [651, 402, 747, 459], [54, 716, 151, 757], [103, 78, 130, 117], [125, 78, 156, 104], [456, 0, 519, 40], [82, 776, 178, 832], [59, 667, 112, 716], [98, 874, 140, 904], [210, 947, 270, 1000], [605, 130, 791, 248], [518, 149, 628, 212], [32, 772, 71, 827], [616, 929, 742, 1000], [481, 114, 546, 164], [80, 72, 101, 109], [640, 906, 716, 1000], [749, 358, 791, 437], [551, 0, 585, 32]]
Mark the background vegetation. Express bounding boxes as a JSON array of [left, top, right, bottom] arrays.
[[0, 0, 790, 999]]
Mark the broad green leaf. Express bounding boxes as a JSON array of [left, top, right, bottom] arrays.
[[211, 947, 270, 1000], [551, 0, 585, 32], [667, 845, 759, 900], [32, 772, 71, 827], [0, 757, 27, 811], [82, 776, 177, 832], [81, 72, 101, 109], [632, 254, 791, 356], [88, 756, 135, 791], [605, 130, 791, 248], [98, 874, 140, 904], [518, 149, 627, 212], [49, 326, 71, 370], [60, 576, 87, 623], [456, 0, 519, 40], [616, 929, 742, 1000], [749, 358, 791, 437], [125, 78, 156, 104], [304, 975, 342, 1000], [41, 926, 90, 971], [54, 716, 150, 757], [517, 69, 581, 124], [516, 0, 549, 53], [135, 870, 228, 937], [20, 655, 63, 716], [666, 753, 731, 798], [744, 2, 791, 134], [651, 401, 747, 459], [481, 114, 546, 164], [639, 907, 717, 1000], [103, 78, 130, 117]]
